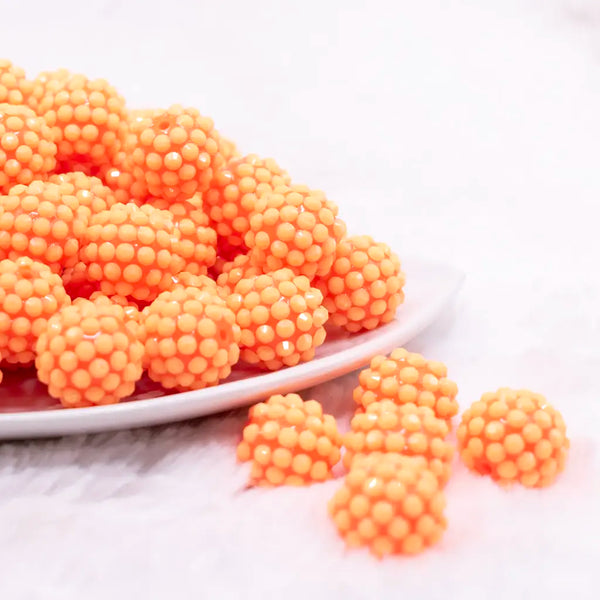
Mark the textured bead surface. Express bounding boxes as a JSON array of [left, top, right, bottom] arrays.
[[226, 268, 328, 370], [0, 257, 70, 366], [49, 171, 117, 217], [0, 180, 88, 272], [328, 453, 447, 556], [237, 393, 342, 486], [62, 262, 100, 300], [0, 104, 57, 193], [0, 60, 33, 106], [216, 253, 263, 295], [245, 184, 346, 280], [36, 298, 144, 407], [457, 388, 569, 488], [142, 285, 240, 390], [353, 348, 459, 423], [315, 235, 406, 332]]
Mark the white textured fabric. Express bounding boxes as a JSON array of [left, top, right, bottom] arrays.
[[1, 1, 599, 598]]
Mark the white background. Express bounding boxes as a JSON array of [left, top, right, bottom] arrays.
[[1, 0, 599, 598]]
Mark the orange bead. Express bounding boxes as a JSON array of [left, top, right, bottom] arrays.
[[204, 154, 290, 249], [328, 453, 446, 556], [79, 202, 185, 301], [457, 388, 569, 488], [216, 253, 263, 295], [226, 268, 329, 370], [169, 271, 220, 294], [343, 401, 454, 486], [0, 59, 34, 106], [87, 291, 142, 338], [217, 134, 239, 162], [97, 149, 149, 205], [36, 71, 127, 169], [315, 235, 406, 332], [0, 257, 70, 366], [0, 104, 57, 193], [142, 285, 240, 390], [353, 348, 459, 424], [35, 298, 144, 407], [62, 262, 100, 300], [127, 105, 223, 201], [0, 180, 88, 272], [237, 393, 342, 486], [49, 171, 118, 217], [245, 184, 346, 280]]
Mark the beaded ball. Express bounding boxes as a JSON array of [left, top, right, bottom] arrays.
[[127, 104, 222, 201], [328, 453, 447, 557], [35, 298, 144, 407], [217, 134, 239, 161], [0, 180, 88, 272], [343, 400, 453, 485], [99, 149, 148, 204], [0, 104, 57, 193], [36, 71, 127, 169], [0, 59, 33, 106], [216, 253, 263, 295], [353, 348, 459, 424], [61, 262, 100, 300], [237, 393, 342, 486], [245, 184, 346, 280], [315, 235, 406, 332], [142, 285, 240, 390], [457, 388, 569, 488], [226, 269, 329, 370], [0, 257, 70, 366], [169, 271, 221, 297], [79, 202, 185, 301], [203, 154, 291, 249], [49, 171, 117, 217]]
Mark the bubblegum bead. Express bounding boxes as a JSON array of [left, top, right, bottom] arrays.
[[457, 388, 569, 488], [79, 202, 185, 301], [237, 393, 342, 486], [0, 104, 57, 193], [216, 253, 263, 295], [37, 72, 127, 168], [142, 285, 240, 390], [49, 171, 117, 217], [128, 105, 223, 201], [203, 154, 291, 249], [0, 180, 88, 272], [315, 235, 406, 332], [353, 348, 459, 424], [246, 185, 346, 280], [226, 268, 329, 370], [343, 400, 454, 485], [328, 453, 447, 556], [35, 298, 144, 407], [0, 257, 70, 366], [0, 60, 34, 106]]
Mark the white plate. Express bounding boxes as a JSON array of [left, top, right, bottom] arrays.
[[0, 256, 463, 439]]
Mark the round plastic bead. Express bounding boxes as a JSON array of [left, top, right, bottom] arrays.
[[237, 393, 342, 486], [127, 104, 222, 201], [315, 235, 406, 332], [0, 59, 33, 106], [0, 104, 57, 193], [216, 253, 263, 295], [142, 285, 240, 390], [328, 452, 447, 556], [343, 400, 453, 485], [204, 154, 290, 249], [79, 202, 185, 301], [226, 268, 329, 370], [49, 171, 117, 217], [36, 298, 144, 407], [36, 71, 127, 169], [246, 185, 346, 280], [457, 388, 569, 488], [0, 180, 88, 272], [353, 348, 459, 424], [0, 257, 70, 366]]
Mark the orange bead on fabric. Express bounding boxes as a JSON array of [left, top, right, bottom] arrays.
[[343, 400, 453, 485], [226, 268, 329, 370], [142, 285, 240, 390], [457, 388, 569, 488], [315, 235, 406, 332], [49, 171, 117, 217], [0, 104, 57, 193], [237, 393, 342, 486], [216, 253, 263, 295], [328, 453, 447, 556], [0, 59, 34, 106], [245, 184, 346, 280], [36, 71, 127, 169], [204, 154, 291, 249], [353, 348, 459, 424], [79, 202, 185, 301], [35, 298, 144, 408], [128, 105, 222, 201], [0, 180, 88, 272], [0, 257, 70, 366]]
